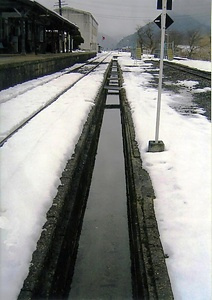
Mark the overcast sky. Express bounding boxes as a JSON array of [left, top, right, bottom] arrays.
[[37, 0, 211, 38]]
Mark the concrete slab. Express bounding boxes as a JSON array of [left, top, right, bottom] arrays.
[[148, 140, 165, 152], [104, 85, 121, 90]]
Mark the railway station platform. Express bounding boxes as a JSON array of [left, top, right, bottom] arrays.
[[0, 51, 96, 91]]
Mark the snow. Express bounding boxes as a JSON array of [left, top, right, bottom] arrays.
[[118, 53, 211, 299], [171, 58, 211, 72], [143, 54, 211, 73], [0, 73, 83, 139], [0, 52, 211, 300], [0, 54, 112, 299]]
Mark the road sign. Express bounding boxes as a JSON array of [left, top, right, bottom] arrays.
[[154, 13, 174, 29], [157, 0, 172, 10]]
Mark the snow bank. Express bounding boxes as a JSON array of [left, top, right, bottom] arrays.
[[118, 53, 211, 300], [0, 60, 111, 300], [0, 51, 211, 300]]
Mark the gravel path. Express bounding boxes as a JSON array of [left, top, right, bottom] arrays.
[[146, 60, 211, 121]]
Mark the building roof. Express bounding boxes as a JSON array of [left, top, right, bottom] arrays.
[[0, 0, 81, 35], [59, 6, 99, 26]]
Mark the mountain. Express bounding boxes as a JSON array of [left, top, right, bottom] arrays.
[[167, 13, 210, 34], [115, 13, 210, 50], [115, 33, 138, 50]]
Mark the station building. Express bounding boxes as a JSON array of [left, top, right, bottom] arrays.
[[57, 7, 98, 52], [0, 0, 84, 54]]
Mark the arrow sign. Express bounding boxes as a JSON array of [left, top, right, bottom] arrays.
[[154, 13, 174, 29], [157, 0, 172, 10]]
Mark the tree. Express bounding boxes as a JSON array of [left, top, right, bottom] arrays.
[[137, 22, 160, 54], [186, 29, 202, 58], [167, 29, 182, 52]]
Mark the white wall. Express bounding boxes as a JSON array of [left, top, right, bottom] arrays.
[[61, 8, 98, 52]]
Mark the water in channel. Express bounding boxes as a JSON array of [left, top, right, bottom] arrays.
[[68, 70, 132, 299]]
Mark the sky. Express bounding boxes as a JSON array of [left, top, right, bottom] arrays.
[[0, 53, 211, 299], [36, 0, 211, 38]]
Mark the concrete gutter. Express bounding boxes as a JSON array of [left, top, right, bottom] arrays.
[[119, 65, 174, 299]]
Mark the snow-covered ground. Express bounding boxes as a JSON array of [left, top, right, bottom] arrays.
[[118, 53, 211, 299], [0, 52, 211, 299], [171, 57, 211, 72], [0, 53, 112, 299], [145, 53, 211, 73]]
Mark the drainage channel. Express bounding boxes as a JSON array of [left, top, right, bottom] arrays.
[[18, 58, 174, 300], [68, 59, 132, 299]]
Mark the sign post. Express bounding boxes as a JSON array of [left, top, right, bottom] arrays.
[[155, 0, 166, 143], [148, 0, 173, 152]]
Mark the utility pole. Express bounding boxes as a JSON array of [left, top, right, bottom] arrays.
[[55, 0, 68, 15], [58, 0, 62, 16], [54, 0, 67, 15]]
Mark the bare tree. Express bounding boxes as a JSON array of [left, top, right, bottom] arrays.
[[186, 29, 202, 58], [193, 34, 211, 60], [136, 26, 144, 50], [137, 22, 160, 54], [167, 30, 182, 51]]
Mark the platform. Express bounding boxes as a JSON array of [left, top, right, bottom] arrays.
[[0, 52, 96, 91]]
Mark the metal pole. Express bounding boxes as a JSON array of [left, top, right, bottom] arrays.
[[155, 0, 167, 143]]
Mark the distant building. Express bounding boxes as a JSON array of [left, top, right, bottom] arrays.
[[58, 7, 98, 52]]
